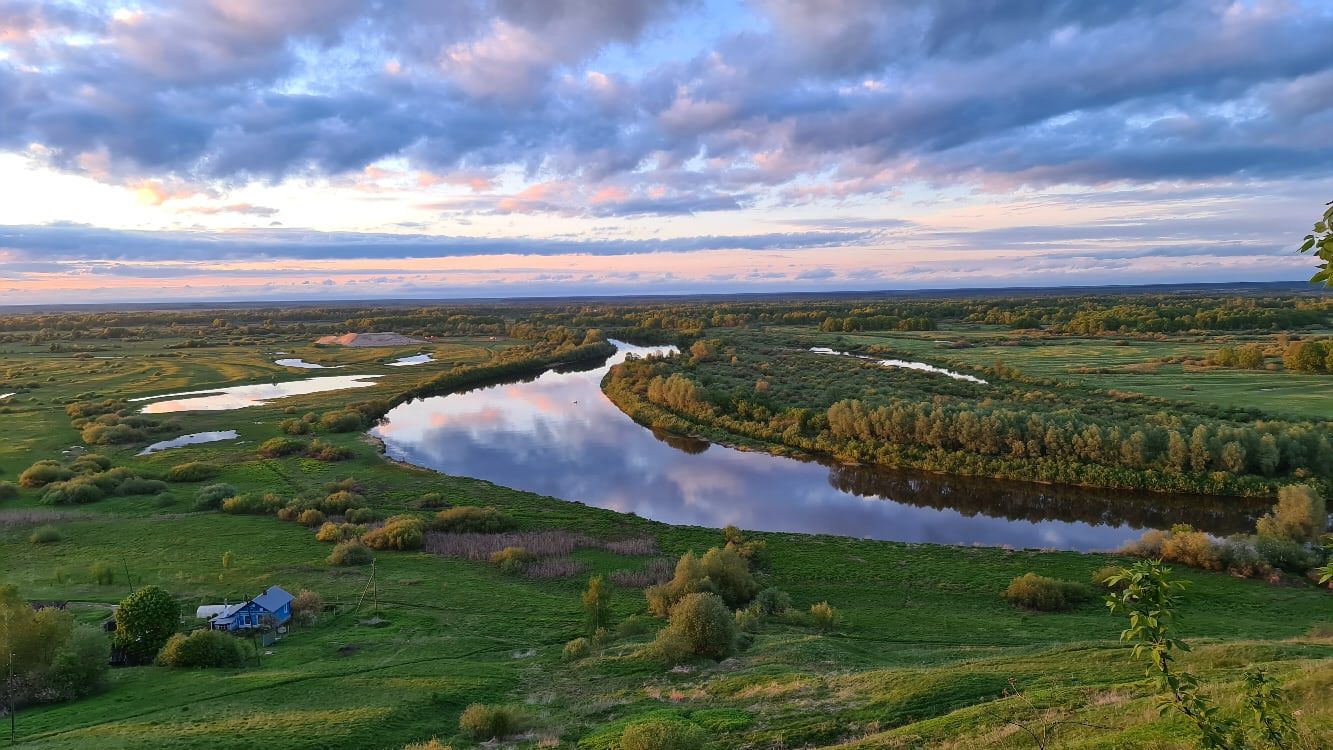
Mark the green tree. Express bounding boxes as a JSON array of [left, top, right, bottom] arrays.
[[581, 575, 611, 636], [114, 586, 180, 664], [1298, 200, 1333, 286]]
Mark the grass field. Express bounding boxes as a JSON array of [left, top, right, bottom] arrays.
[[798, 326, 1333, 420], [1, 325, 1331, 749]]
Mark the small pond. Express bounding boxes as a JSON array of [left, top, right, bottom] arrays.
[[133, 375, 381, 413], [275, 358, 343, 369], [388, 354, 434, 367], [810, 347, 987, 383], [373, 341, 1261, 551], [138, 430, 240, 455]]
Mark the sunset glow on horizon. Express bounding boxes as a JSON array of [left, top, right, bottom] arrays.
[[2, 1, 1330, 303]]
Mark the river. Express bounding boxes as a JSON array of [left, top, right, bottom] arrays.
[[372, 341, 1262, 551]]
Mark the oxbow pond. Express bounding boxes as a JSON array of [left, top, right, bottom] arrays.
[[373, 341, 1263, 551]]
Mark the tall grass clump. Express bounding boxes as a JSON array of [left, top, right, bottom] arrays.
[[29, 525, 62, 544], [458, 704, 526, 741], [620, 718, 705, 750]]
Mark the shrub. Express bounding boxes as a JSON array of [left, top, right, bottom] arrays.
[[320, 410, 365, 432], [620, 718, 705, 750], [221, 492, 284, 515], [362, 515, 425, 551], [458, 703, 525, 741], [414, 492, 449, 508], [47, 625, 110, 700], [1121, 524, 1222, 570], [40, 478, 104, 505], [1160, 525, 1222, 570], [316, 522, 364, 543], [279, 418, 310, 435], [345, 507, 376, 524], [166, 462, 219, 482], [617, 615, 651, 638], [563, 637, 591, 660], [29, 525, 62, 544], [292, 590, 323, 625], [258, 437, 306, 458], [326, 477, 365, 494], [221, 551, 234, 569], [1256, 485, 1326, 544], [810, 601, 840, 632], [0, 480, 20, 500], [490, 546, 536, 574], [194, 483, 237, 510], [307, 439, 354, 461], [321, 490, 364, 513], [734, 606, 761, 632], [1255, 535, 1321, 574], [432, 506, 517, 533], [117, 477, 169, 496], [650, 592, 735, 662], [20, 461, 74, 488], [1091, 566, 1127, 589], [157, 630, 246, 668], [296, 509, 326, 527], [1003, 574, 1095, 612], [1217, 537, 1275, 579], [276, 506, 300, 522], [402, 739, 451, 750], [327, 540, 373, 566], [646, 547, 758, 617], [754, 587, 791, 615], [89, 561, 115, 586], [114, 585, 181, 664]]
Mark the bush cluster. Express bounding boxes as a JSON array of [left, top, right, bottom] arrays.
[[194, 483, 237, 510], [258, 437, 306, 458], [327, 539, 373, 566], [307, 439, 354, 461], [431, 506, 517, 533], [166, 462, 220, 482], [0, 586, 109, 706], [647, 592, 736, 662], [361, 515, 425, 551], [158, 630, 247, 668], [646, 547, 758, 617], [1003, 573, 1096, 612]]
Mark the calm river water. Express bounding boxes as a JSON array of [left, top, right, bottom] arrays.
[[373, 341, 1263, 551]]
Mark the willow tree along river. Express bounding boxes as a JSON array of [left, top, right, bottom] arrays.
[[372, 342, 1262, 551]]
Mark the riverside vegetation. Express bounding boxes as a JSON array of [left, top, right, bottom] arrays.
[[0, 286, 1330, 749]]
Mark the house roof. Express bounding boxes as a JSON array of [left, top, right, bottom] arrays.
[[252, 585, 294, 613]]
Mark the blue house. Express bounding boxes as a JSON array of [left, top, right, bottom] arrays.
[[208, 586, 294, 631]]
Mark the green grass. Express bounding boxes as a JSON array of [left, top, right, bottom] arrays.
[[799, 326, 1333, 419], [1, 327, 1330, 749]]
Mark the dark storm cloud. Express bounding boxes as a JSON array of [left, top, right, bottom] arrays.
[[0, 0, 1330, 209]]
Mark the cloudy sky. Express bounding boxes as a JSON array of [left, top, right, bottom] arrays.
[[1, 0, 1330, 303]]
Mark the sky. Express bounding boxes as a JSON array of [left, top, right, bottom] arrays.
[[1, 0, 1331, 304]]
